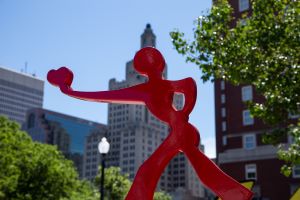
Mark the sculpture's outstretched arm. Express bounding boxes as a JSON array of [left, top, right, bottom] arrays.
[[47, 67, 147, 105], [171, 77, 197, 117], [59, 85, 146, 105]]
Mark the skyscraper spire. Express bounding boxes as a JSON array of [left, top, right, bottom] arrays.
[[140, 23, 156, 48]]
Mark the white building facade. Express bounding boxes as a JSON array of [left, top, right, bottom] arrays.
[[83, 126, 108, 180], [0, 66, 44, 125]]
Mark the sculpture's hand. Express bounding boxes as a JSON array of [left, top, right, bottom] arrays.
[[47, 67, 73, 89]]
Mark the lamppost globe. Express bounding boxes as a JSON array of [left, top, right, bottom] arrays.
[[98, 137, 110, 200], [98, 137, 110, 154]]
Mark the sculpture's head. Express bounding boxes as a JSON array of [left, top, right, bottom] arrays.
[[133, 47, 165, 78]]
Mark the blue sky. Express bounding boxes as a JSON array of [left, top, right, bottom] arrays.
[[0, 0, 215, 158]]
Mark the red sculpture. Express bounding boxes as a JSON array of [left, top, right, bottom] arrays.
[[47, 47, 253, 200]]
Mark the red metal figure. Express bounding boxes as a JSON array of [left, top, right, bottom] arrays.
[[47, 47, 253, 200]]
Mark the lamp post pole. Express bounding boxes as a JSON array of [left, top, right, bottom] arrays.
[[100, 153, 105, 200], [98, 137, 110, 200]]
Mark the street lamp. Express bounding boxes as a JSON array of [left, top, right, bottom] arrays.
[[98, 137, 110, 200]]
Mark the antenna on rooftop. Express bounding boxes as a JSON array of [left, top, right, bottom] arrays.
[[25, 61, 28, 73]]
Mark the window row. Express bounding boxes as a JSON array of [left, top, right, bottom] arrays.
[[0, 79, 43, 96], [122, 159, 135, 165], [123, 138, 135, 144], [221, 109, 254, 132], [123, 152, 135, 158], [220, 84, 253, 104], [122, 145, 135, 151], [222, 134, 256, 150], [109, 110, 129, 117], [245, 162, 300, 180]]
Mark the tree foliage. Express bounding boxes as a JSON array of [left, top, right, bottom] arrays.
[[95, 166, 131, 200], [95, 166, 171, 200], [154, 191, 172, 200], [0, 116, 97, 200], [171, 0, 300, 175]]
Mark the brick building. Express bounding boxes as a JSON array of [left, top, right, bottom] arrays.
[[215, 1, 300, 199]]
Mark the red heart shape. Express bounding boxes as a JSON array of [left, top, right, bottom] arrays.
[[47, 67, 73, 87]]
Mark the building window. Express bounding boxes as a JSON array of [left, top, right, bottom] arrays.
[[288, 112, 300, 119], [243, 110, 254, 125], [292, 165, 300, 178], [222, 121, 226, 132], [241, 85, 252, 102], [221, 94, 226, 104], [243, 134, 256, 150], [222, 136, 227, 146], [220, 80, 225, 90], [27, 113, 35, 128], [245, 164, 257, 180], [239, 19, 247, 26], [239, 0, 249, 12], [221, 108, 226, 118]]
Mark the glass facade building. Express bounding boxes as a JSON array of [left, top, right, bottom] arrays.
[[24, 108, 107, 178]]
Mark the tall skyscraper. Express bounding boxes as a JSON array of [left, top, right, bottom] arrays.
[[104, 24, 205, 199], [215, 1, 300, 199], [24, 108, 107, 178], [0, 66, 44, 125]]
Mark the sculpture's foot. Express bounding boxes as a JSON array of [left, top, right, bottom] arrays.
[[219, 186, 253, 200], [125, 136, 178, 200], [124, 163, 156, 200], [184, 145, 253, 200]]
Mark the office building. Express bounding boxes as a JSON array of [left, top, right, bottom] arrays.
[[83, 129, 107, 180], [215, 1, 300, 199], [24, 108, 107, 178], [0, 66, 44, 125]]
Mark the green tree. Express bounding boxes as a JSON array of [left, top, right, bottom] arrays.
[[154, 191, 172, 200], [170, 0, 299, 176], [95, 166, 171, 200], [0, 116, 97, 200], [95, 166, 131, 200]]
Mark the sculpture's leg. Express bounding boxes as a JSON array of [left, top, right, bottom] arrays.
[[125, 135, 178, 200], [184, 145, 253, 200]]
